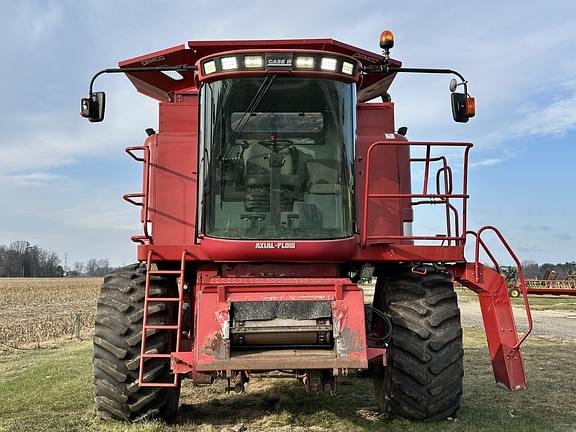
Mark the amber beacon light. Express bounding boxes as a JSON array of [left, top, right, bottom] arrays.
[[380, 30, 394, 50]]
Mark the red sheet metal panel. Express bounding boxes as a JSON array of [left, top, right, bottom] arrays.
[[181, 273, 368, 373], [119, 44, 197, 101], [355, 103, 403, 242], [148, 92, 198, 245]]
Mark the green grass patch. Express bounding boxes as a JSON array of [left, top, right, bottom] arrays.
[[1, 330, 575, 431]]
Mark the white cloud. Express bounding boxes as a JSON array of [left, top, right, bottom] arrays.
[[2, 172, 64, 186], [470, 158, 504, 168], [512, 93, 576, 136]]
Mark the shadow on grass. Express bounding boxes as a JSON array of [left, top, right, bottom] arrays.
[[176, 374, 384, 431]]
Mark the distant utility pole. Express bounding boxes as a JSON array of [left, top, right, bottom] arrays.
[[64, 252, 68, 271]]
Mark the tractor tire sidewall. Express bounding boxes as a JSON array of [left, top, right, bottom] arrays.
[[372, 268, 464, 421], [93, 263, 181, 422]]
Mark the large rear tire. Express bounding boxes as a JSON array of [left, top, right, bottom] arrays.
[[93, 263, 181, 422], [372, 268, 463, 420]]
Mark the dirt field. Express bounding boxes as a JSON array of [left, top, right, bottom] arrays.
[[0, 278, 101, 349], [458, 296, 576, 340]]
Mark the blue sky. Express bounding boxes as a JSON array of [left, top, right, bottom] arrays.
[[0, 0, 574, 266]]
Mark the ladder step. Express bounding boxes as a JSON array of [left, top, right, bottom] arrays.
[[142, 353, 171, 359], [144, 325, 179, 330], [139, 382, 179, 388], [148, 270, 182, 275], [147, 297, 180, 302]]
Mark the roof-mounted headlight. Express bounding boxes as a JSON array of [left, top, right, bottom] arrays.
[[295, 56, 315, 69], [320, 57, 337, 71], [244, 55, 263, 68], [221, 57, 238, 71], [203, 60, 217, 75], [341, 61, 354, 75]]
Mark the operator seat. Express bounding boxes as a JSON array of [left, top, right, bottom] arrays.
[[242, 142, 309, 213]]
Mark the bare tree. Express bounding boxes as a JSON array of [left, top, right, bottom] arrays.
[[0, 241, 61, 277]]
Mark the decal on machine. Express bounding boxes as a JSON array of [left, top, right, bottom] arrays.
[[352, 52, 380, 64], [141, 55, 166, 66], [255, 242, 296, 249]]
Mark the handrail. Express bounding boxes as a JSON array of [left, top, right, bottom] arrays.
[[125, 146, 147, 162], [361, 141, 472, 247], [470, 226, 533, 356], [437, 164, 453, 243], [448, 203, 460, 240], [123, 145, 152, 243], [465, 230, 500, 274]]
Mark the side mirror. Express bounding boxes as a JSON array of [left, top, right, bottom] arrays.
[[80, 92, 106, 122], [451, 92, 475, 123]]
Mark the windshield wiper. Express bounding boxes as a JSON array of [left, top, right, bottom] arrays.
[[219, 75, 277, 161]]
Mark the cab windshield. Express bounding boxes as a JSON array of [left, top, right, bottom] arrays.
[[200, 77, 355, 240]]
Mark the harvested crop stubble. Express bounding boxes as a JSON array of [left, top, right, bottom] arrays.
[[0, 278, 101, 349]]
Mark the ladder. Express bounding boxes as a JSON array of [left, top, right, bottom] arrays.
[[138, 250, 188, 388]]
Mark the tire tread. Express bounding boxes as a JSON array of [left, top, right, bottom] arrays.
[[93, 263, 180, 422], [373, 269, 464, 420]]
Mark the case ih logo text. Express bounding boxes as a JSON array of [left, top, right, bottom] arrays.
[[267, 58, 292, 67], [255, 242, 296, 249], [265, 53, 293, 69]]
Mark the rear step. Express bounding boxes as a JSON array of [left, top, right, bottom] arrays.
[[451, 226, 533, 391], [454, 263, 527, 390]]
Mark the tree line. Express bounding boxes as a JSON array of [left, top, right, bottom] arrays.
[[0, 240, 114, 277], [521, 261, 575, 280]]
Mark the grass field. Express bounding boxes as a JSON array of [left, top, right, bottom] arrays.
[[1, 329, 575, 431]]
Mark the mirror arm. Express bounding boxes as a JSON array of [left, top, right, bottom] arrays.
[[363, 64, 468, 93], [385, 66, 468, 93], [385, 66, 465, 82], [88, 65, 198, 95]]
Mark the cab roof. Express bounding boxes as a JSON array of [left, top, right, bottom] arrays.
[[118, 38, 401, 103]]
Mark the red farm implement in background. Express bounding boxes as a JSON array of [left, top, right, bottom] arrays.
[[82, 32, 532, 423], [504, 265, 576, 297]]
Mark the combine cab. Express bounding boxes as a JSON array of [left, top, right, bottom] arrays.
[[82, 33, 532, 422]]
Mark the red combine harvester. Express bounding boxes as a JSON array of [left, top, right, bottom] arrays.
[[81, 33, 532, 422]]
